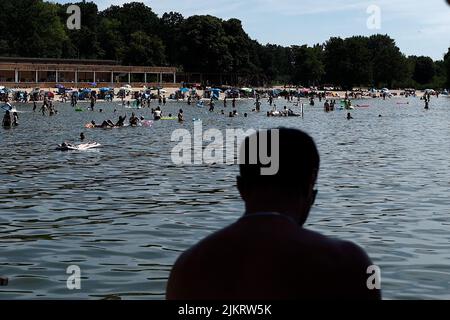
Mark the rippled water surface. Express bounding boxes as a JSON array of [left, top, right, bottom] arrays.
[[1, 96, 450, 299]]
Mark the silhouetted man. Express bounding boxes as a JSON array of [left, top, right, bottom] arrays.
[[167, 128, 381, 300]]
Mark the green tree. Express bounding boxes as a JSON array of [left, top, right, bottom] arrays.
[[98, 17, 126, 61], [344, 36, 372, 88], [445, 48, 450, 88], [179, 15, 233, 73], [323, 37, 348, 88], [368, 34, 408, 88], [411, 56, 435, 85], [0, 0, 68, 58], [291, 45, 324, 86], [100, 2, 159, 41], [123, 31, 166, 66], [61, 2, 103, 59], [160, 12, 184, 66]]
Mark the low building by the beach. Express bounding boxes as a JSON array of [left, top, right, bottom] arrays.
[[0, 57, 178, 88]]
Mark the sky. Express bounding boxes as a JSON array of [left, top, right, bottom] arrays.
[[55, 0, 450, 60]]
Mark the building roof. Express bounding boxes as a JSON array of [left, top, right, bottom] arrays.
[[0, 57, 177, 73]]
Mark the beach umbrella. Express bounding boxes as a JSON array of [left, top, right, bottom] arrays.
[[100, 87, 110, 92], [240, 87, 253, 93], [180, 88, 189, 93]]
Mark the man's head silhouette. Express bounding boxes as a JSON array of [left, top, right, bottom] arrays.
[[238, 128, 320, 226]]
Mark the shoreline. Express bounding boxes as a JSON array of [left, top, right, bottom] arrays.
[[1, 86, 435, 104]]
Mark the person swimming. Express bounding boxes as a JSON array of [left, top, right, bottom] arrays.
[[12, 112, 18, 126], [129, 112, 139, 127], [80, 132, 85, 141], [154, 107, 162, 120], [115, 115, 127, 127], [347, 112, 353, 120], [91, 120, 114, 128]]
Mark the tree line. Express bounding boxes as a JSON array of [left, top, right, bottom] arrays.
[[0, 0, 448, 89]]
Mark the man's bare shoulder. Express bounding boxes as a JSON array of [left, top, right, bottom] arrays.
[[173, 220, 372, 269]]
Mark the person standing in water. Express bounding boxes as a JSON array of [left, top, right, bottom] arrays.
[[40, 102, 47, 116], [90, 95, 96, 111], [178, 109, 184, 122], [347, 112, 353, 120], [2, 110, 11, 128], [255, 99, 261, 112], [232, 98, 236, 108], [154, 106, 162, 120]]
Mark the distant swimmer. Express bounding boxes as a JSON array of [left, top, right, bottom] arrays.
[[89, 120, 115, 128], [129, 112, 139, 126], [80, 132, 85, 141], [12, 112, 18, 126], [254, 100, 261, 112], [347, 112, 353, 120], [115, 115, 127, 127], [90, 96, 96, 111], [178, 109, 184, 122], [154, 107, 162, 120]]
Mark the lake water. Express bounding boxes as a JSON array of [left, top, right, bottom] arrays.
[[1, 96, 450, 300]]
